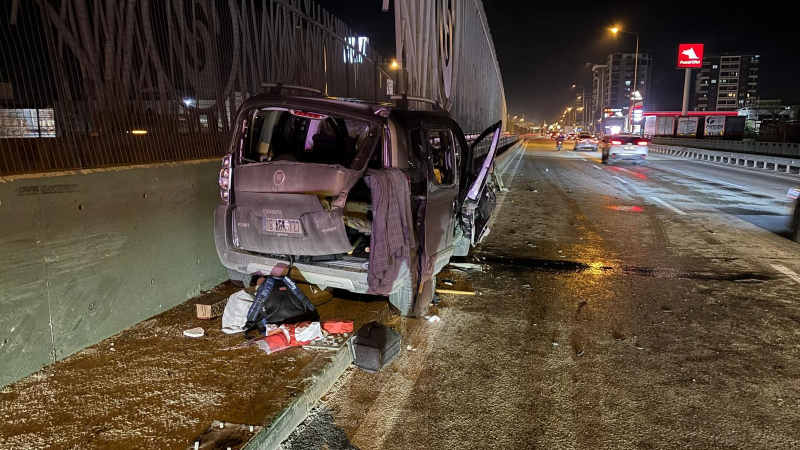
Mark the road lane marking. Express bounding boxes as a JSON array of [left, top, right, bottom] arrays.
[[650, 196, 687, 215], [771, 264, 800, 285], [711, 179, 748, 190], [612, 175, 631, 185], [665, 167, 754, 192], [593, 165, 603, 170]]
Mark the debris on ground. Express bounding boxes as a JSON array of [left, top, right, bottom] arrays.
[[426, 315, 441, 323], [196, 296, 229, 320], [522, 284, 533, 290], [351, 322, 402, 373], [221, 290, 255, 334], [447, 262, 483, 272], [186, 420, 262, 450], [183, 327, 205, 338], [435, 289, 476, 296]]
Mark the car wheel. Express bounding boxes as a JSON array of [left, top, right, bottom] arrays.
[[453, 226, 470, 257], [227, 268, 252, 288], [389, 270, 415, 316], [791, 203, 800, 242]]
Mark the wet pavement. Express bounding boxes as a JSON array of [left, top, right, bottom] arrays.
[[284, 138, 800, 449]]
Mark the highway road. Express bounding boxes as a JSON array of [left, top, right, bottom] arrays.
[[285, 138, 800, 449]]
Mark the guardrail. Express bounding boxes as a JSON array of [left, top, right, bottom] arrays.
[[651, 144, 800, 175], [653, 137, 800, 158], [467, 133, 519, 159]]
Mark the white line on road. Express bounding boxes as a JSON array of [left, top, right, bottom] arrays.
[[666, 167, 751, 191], [710, 179, 748, 190], [650, 196, 687, 215], [770, 264, 800, 285], [612, 175, 631, 185], [593, 165, 603, 170]]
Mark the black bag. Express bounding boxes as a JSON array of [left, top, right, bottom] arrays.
[[351, 322, 402, 373], [243, 276, 319, 338]]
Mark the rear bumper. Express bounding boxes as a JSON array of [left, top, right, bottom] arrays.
[[574, 144, 598, 150], [214, 204, 385, 294], [608, 146, 648, 161]]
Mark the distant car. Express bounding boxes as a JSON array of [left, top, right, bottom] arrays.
[[789, 188, 800, 242], [567, 133, 577, 140], [574, 132, 598, 151], [601, 134, 649, 165]]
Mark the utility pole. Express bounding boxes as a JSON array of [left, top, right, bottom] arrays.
[[681, 68, 691, 116]]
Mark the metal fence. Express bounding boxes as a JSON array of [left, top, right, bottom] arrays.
[[393, 0, 506, 133], [0, 0, 392, 175]]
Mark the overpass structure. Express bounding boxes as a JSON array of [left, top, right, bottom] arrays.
[[0, 0, 509, 386]]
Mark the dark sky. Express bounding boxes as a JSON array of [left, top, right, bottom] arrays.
[[311, 1, 800, 124]]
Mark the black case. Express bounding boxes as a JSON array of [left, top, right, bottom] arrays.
[[350, 322, 402, 373]]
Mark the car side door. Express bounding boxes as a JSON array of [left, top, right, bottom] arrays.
[[414, 124, 460, 280]]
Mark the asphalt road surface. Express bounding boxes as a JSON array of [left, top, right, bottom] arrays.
[[284, 138, 800, 450]]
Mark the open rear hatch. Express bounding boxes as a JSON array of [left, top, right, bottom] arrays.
[[230, 103, 382, 257]]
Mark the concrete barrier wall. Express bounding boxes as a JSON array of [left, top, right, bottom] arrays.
[[0, 160, 226, 387]]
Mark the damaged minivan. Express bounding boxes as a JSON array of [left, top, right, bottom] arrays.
[[214, 86, 503, 316]]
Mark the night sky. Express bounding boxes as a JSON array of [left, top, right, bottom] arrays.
[[317, 1, 799, 126]]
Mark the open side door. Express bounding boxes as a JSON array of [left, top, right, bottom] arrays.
[[459, 120, 502, 246]]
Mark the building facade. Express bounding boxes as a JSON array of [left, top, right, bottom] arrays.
[[598, 52, 652, 133], [590, 64, 608, 131], [692, 54, 759, 111], [604, 53, 652, 111]]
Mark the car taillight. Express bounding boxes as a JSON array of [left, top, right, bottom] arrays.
[[289, 109, 329, 120], [219, 154, 232, 204], [611, 140, 622, 145], [637, 141, 648, 146]]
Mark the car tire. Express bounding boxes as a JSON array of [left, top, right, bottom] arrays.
[[453, 226, 470, 257], [227, 268, 252, 288], [389, 270, 415, 316], [791, 203, 800, 242]]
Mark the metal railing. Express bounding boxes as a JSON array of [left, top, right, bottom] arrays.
[[651, 144, 800, 175], [653, 137, 800, 158], [1, 0, 392, 175]]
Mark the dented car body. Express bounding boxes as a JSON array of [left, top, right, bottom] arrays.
[[214, 92, 502, 316]]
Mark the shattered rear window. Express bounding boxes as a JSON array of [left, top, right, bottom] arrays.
[[241, 108, 379, 169]]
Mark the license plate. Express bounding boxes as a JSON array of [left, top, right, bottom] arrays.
[[263, 217, 303, 235], [623, 146, 636, 150]]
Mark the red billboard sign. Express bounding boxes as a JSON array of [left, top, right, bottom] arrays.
[[677, 43, 704, 68]]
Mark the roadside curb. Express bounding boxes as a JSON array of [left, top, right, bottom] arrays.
[[243, 304, 391, 450]]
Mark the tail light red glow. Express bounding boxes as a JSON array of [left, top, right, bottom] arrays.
[[289, 109, 329, 120], [611, 140, 622, 145], [637, 141, 649, 146]]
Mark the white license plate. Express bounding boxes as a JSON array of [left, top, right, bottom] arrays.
[[263, 218, 303, 235], [623, 146, 636, 150]]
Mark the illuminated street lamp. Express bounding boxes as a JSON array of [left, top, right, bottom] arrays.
[[390, 60, 399, 69]]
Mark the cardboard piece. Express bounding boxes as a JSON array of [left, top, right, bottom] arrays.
[[196, 297, 228, 320]]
